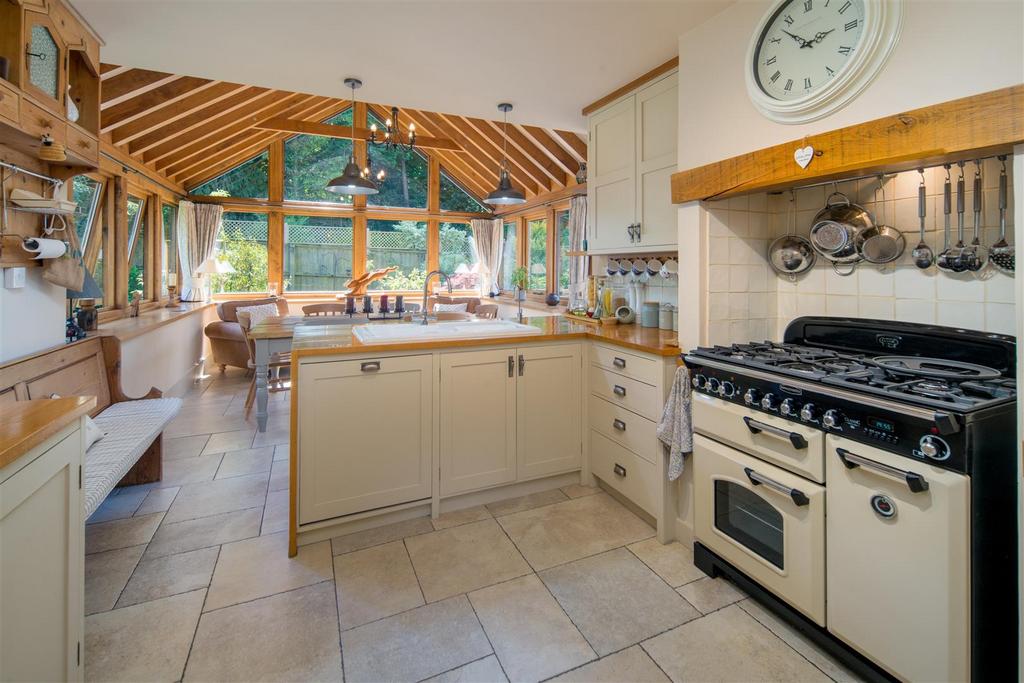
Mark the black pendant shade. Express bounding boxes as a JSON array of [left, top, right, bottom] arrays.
[[485, 168, 525, 205], [326, 156, 379, 195]]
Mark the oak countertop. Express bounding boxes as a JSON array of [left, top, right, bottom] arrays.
[[0, 397, 96, 471], [289, 316, 681, 358]]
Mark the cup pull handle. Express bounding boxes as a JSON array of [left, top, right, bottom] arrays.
[[613, 385, 626, 397], [613, 463, 627, 477], [360, 361, 381, 372], [612, 419, 626, 431], [612, 357, 626, 368], [836, 448, 929, 493]]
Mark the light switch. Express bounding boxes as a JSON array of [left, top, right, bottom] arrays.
[[3, 267, 26, 289]]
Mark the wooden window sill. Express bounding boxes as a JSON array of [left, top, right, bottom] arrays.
[[89, 301, 216, 342]]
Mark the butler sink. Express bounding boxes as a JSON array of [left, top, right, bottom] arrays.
[[352, 320, 543, 344]]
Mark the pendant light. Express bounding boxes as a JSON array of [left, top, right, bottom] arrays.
[[326, 78, 379, 196], [485, 103, 525, 206]]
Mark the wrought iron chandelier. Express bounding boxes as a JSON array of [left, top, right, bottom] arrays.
[[369, 106, 416, 153]]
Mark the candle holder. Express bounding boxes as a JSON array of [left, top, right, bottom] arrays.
[[165, 285, 179, 308]]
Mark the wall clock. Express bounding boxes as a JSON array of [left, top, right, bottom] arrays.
[[745, 0, 903, 124]]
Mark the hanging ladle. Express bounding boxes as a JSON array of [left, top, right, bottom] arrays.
[[989, 155, 1014, 273], [950, 161, 970, 272], [936, 165, 958, 272], [964, 159, 986, 271], [912, 168, 933, 269]]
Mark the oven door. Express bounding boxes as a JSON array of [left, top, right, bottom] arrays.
[[694, 433, 826, 625]]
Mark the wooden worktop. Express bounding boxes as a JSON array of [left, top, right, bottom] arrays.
[[289, 316, 681, 358], [0, 397, 96, 470]]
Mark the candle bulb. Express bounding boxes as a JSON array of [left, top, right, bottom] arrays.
[[167, 272, 177, 287]]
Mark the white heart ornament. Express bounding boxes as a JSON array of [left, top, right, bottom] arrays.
[[794, 145, 814, 169]]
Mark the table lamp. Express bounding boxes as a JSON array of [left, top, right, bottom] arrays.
[[194, 257, 236, 302]]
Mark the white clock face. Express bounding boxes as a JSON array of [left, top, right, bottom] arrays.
[[753, 0, 867, 101]]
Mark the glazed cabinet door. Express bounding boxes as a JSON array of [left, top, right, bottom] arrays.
[[440, 349, 517, 496], [297, 355, 432, 524], [634, 74, 678, 248], [587, 96, 636, 253], [1, 428, 84, 683], [516, 344, 582, 480]]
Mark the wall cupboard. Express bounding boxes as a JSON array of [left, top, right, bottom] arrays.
[[587, 70, 678, 253]]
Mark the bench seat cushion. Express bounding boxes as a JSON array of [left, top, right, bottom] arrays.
[[84, 397, 182, 518]]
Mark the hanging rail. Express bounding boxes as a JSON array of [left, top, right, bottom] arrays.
[[0, 160, 65, 187]]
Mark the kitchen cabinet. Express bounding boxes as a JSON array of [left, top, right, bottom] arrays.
[[297, 355, 432, 524], [587, 70, 678, 254], [440, 349, 517, 496], [1, 424, 84, 683], [439, 344, 582, 496]]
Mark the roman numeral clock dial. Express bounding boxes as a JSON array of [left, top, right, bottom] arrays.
[[745, 0, 903, 123]]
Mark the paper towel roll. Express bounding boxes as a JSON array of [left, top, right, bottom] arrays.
[[22, 238, 67, 260]]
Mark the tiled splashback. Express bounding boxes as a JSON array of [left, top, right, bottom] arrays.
[[706, 158, 1016, 345]]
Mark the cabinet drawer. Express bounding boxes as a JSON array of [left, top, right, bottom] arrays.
[[591, 343, 660, 386], [590, 430, 658, 516], [20, 98, 65, 144], [66, 123, 98, 164], [588, 394, 657, 464], [589, 364, 661, 421], [0, 81, 19, 127]]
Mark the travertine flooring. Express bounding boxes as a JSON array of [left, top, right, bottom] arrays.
[[84, 369, 862, 683]]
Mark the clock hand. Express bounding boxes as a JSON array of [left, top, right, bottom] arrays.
[[812, 29, 835, 44], [781, 29, 813, 48]]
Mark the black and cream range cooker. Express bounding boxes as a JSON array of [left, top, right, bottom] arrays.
[[684, 317, 1018, 683]]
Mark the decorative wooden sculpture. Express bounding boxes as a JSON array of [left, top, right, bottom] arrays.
[[344, 266, 397, 297]]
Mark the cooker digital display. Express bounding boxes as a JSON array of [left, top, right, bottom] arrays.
[[866, 416, 896, 433]]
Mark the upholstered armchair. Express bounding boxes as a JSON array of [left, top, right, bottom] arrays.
[[204, 297, 288, 371]]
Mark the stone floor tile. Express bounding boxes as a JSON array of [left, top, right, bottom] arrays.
[[738, 599, 865, 682], [145, 508, 262, 559], [162, 472, 268, 524], [485, 488, 568, 517], [85, 589, 205, 682], [85, 545, 145, 615], [116, 546, 219, 608], [215, 446, 274, 479], [498, 493, 654, 571], [164, 434, 210, 460], [135, 486, 180, 516], [261, 489, 289, 535], [85, 513, 164, 554], [341, 595, 492, 683], [164, 414, 252, 439], [405, 519, 531, 602], [551, 646, 669, 682], [86, 489, 147, 524], [676, 576, 746, 614], [560, 483, 601, 499], [424, 655, 508, 683], [432, 504, 493, 530], [201, 429, 256, 455], [540, 548, 700, 656], [160, 454, 223, 487], [333, 540, 424, 630], [627, 538, 706, 587], [469, 574, 594, 682], [184, 582, 342, 682], [205, 532, 333, 611], [252, 427, 290, 449], [331, 516, 435, 555], [273, 443, 290, 461], [642, 604, 831, 682], [268, 458, 289, 491]]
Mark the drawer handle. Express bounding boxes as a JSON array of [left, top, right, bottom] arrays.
[[742, 416, 808, 450], [836, 448, 929, 493], [613, 463, 627, 477], [360, 361, 381, 372], [612, 418, 626, 431], [613, 384, 626, 397], [744, 467, 809, 507], [612, 357, 626, 368]]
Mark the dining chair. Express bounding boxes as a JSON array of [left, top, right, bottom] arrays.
[[474, 304, 499, 319], [237, 311, 291, 418], [302, 303, 347, 316]]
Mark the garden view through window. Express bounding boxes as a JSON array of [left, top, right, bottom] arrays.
[[528, 217, 547, 294], [284, 215, 353, 292], [500, 222, 517, 291], [216, 212, 268, 293], [284, 109, 354, 204], [557, 209, 570, 296], [367, 111, 427, 209], [72, 175, 101, 246], [367, 220, 427, 290], [191, 151, 269, 198], [162, 204, 177, 296], [127, 196, 146, 296], [439, 222, 478, 291]]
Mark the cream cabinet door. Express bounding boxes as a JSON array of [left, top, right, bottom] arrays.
[[1, 428, 83, 683], [516, 344, 582, 480], [587, 96, 636, 253], [298, 355, 432, 524], [440, 349, 517, 496], [635, 74, 678, 248]]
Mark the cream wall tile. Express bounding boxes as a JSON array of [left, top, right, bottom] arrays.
[[858, 296, 894, 319], [708, 265, 729, 292], [858, 268, 895, 297], [894, 300, 936, 324], [728, 238, 746, 265], [985, 273, 1015, 303], [936, 301, 985, 330], [747, 319, 768, 341], [728, 266, 748, 292], [729, 320, 750, 341], [748, 212, 768, 238], [796, 266, 825, 294], [728, 294, 748, 320], [747, 265, 768, 292], [797, 294, 826, 316], [727, 210, 749, 236], [825, 269, 858, 296], [826, 296, 858, 317], [748, 193, 767, 212], [984, 303, 1016, 336], [709, 237, 729, 264], [894, 266, 937, 300], [708, 209, 730, 237], [708, 321, 730, 346], [936, 272, 986, 302]]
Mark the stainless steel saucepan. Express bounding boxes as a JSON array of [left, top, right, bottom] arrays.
[[809, 191, 871, 274]]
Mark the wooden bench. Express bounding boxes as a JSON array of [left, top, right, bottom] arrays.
[[0, 336, 181, 518]]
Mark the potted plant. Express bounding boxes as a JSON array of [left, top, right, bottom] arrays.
[[510, 266, 528, 300]]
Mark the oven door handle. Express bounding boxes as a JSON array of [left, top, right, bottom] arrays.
[[743, 467, 810, 507], [836, 448, 929, 493], [742, 416, 808, 450]]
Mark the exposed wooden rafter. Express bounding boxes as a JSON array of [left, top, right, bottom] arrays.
[[254, 117, 462, 152]]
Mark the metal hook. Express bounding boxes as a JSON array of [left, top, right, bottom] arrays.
[[974, 158, 981, 178], [918, 167, 925, 186], [944, 164, 951, 182]]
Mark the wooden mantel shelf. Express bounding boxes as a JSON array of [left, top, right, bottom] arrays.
[[671, 85, 1024, 204]]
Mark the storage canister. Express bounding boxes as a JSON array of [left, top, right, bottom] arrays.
[[659, 304, 673, 330], [641, 301, 659, 328]]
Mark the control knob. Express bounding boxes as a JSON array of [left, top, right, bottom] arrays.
[[707, 378, 721, 394], [919, 435, 950, 461], [822, 409, 844, 429], [718, 381, 735, 398], [799, 403, 817, 422], [743, 388, 760, 406], [779, 399, 797, 416], [692, 374, 706, 390], [760, 393, 777, 411]]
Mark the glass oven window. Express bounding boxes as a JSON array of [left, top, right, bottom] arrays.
[[714, 480, 784, 569]]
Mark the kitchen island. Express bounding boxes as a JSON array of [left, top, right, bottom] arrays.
[[287, 316, 683, 555]]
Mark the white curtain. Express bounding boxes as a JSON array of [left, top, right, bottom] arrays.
[[568, 195, 588, 302], [470, 218, 503, 297], [177, 201, 224, 301]]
